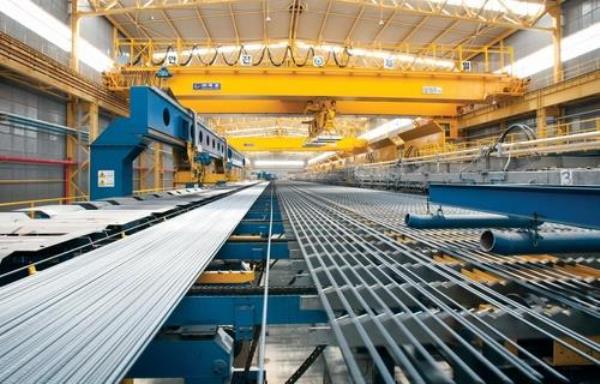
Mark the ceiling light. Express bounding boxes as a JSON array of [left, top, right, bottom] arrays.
[[265, 15, 272, 22], [0, 0, 114, 72], [253, 160, 305, 168]]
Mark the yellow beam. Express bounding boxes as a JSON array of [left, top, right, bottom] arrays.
[[197, 270, 255, 284], [227, 136, 367, 152], [458, 70, 600, 130], [153, 67, 522, 104], [182, 99, 459, 116]]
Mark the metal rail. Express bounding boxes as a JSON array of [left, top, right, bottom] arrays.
[[257, 184, 274, 384], [277, 181, 600, 384], [0, 183, 266, 383]]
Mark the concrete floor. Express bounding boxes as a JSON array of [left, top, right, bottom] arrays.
[[133, 325, 345, 384], [262, 325, 326, 383]]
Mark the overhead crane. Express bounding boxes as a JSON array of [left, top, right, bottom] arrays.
[[105, 66, 525, 117]]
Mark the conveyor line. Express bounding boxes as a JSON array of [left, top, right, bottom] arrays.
[[278, 181, 600, 384], [0, 182, 267, 384]]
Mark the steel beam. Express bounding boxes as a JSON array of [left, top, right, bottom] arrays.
[[180, 99, 459, 116], [217, 241, 290, 260], [154, 67, 522, 104], [167, 295, 327, 330], [428, 184, 600, 229], [457, 70, 600, 129]]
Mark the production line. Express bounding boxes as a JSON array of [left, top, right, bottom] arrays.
[[0, 182, 267, 383], [3, 2, 600, 379], [278, 182, 600, 384]]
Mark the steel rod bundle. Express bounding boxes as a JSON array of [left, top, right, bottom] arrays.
[[277, 181, 600, 384], [0, 183, 266, 384]]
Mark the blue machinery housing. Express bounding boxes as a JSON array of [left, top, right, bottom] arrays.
[[90, 86, 245, 200], [425, 184, 600, 254]]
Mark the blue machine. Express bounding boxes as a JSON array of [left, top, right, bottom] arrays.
[[428, 184, 600, 229], [90, 86, 245, 200], [427, 184, 600, 255]]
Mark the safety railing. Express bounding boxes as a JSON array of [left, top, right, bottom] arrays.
[[0, 185, 182, 213], [308, 116, 600, 173], [0, 195, 89, 214]]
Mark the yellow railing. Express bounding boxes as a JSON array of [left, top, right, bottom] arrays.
[[0, 195, 89, 216], [132, 186, 175, 195], [309, 116, 600, 172], [0, 187, 178, 214]]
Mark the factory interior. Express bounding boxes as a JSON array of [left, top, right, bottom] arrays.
[[1, 0, 600, 383]]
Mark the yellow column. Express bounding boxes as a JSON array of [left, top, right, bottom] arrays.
[[154, 143, 162, 191], [88, 102, 99, 141], [70, 0, 80, 72], [66, 99, 78, 200], [549, 4, 563, 83], [536, 106, 561, 138]]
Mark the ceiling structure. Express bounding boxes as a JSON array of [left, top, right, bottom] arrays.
[[86, 0, 549, 47], [83, 0, 551, 163]]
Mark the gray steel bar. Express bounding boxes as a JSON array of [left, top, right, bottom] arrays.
[[0, 182, 267, 384], [257, 185, 274, 384]]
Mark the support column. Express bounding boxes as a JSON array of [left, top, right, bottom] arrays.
[[154, 143, 162, 191], [66, 99, 78, 200], [67, 99, 99, 200], [70, 0, 80, 73], [548, 4, 563, 84], [536, 106, 561, 138]]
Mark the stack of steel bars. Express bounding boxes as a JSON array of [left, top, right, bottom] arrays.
[[278, 181, 600, 384], [0, 182, 266, 384]]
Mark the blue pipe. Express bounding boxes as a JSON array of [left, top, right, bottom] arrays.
[[481, 230, 600, 255], [405, 214, 539, 229]]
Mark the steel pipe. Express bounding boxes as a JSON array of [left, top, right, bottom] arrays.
[[481, 229, 600, 255], [405, 213, 539, 229]]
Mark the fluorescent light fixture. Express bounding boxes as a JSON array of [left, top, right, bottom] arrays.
[[503, 22, 600, 78], [0, 0, 114, 72], [253, 160, 306, 168], [359, 118, 414, 142], [410, 0, 543, 17], [308, 151, 336, 165]]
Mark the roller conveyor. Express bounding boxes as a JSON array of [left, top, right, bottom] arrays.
[[277, 181, 600, 384], [0, 182, 267, 384]]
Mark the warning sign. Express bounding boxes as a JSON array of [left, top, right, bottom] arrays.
[[98, 170, 115, 188]]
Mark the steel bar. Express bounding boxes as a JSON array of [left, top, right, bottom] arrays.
[[0, 182, 266, 383], [277, 181, 600, 384], [257, 185, 274, 384]]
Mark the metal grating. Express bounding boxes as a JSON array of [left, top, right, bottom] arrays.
[[278, 181, 600, 384]]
